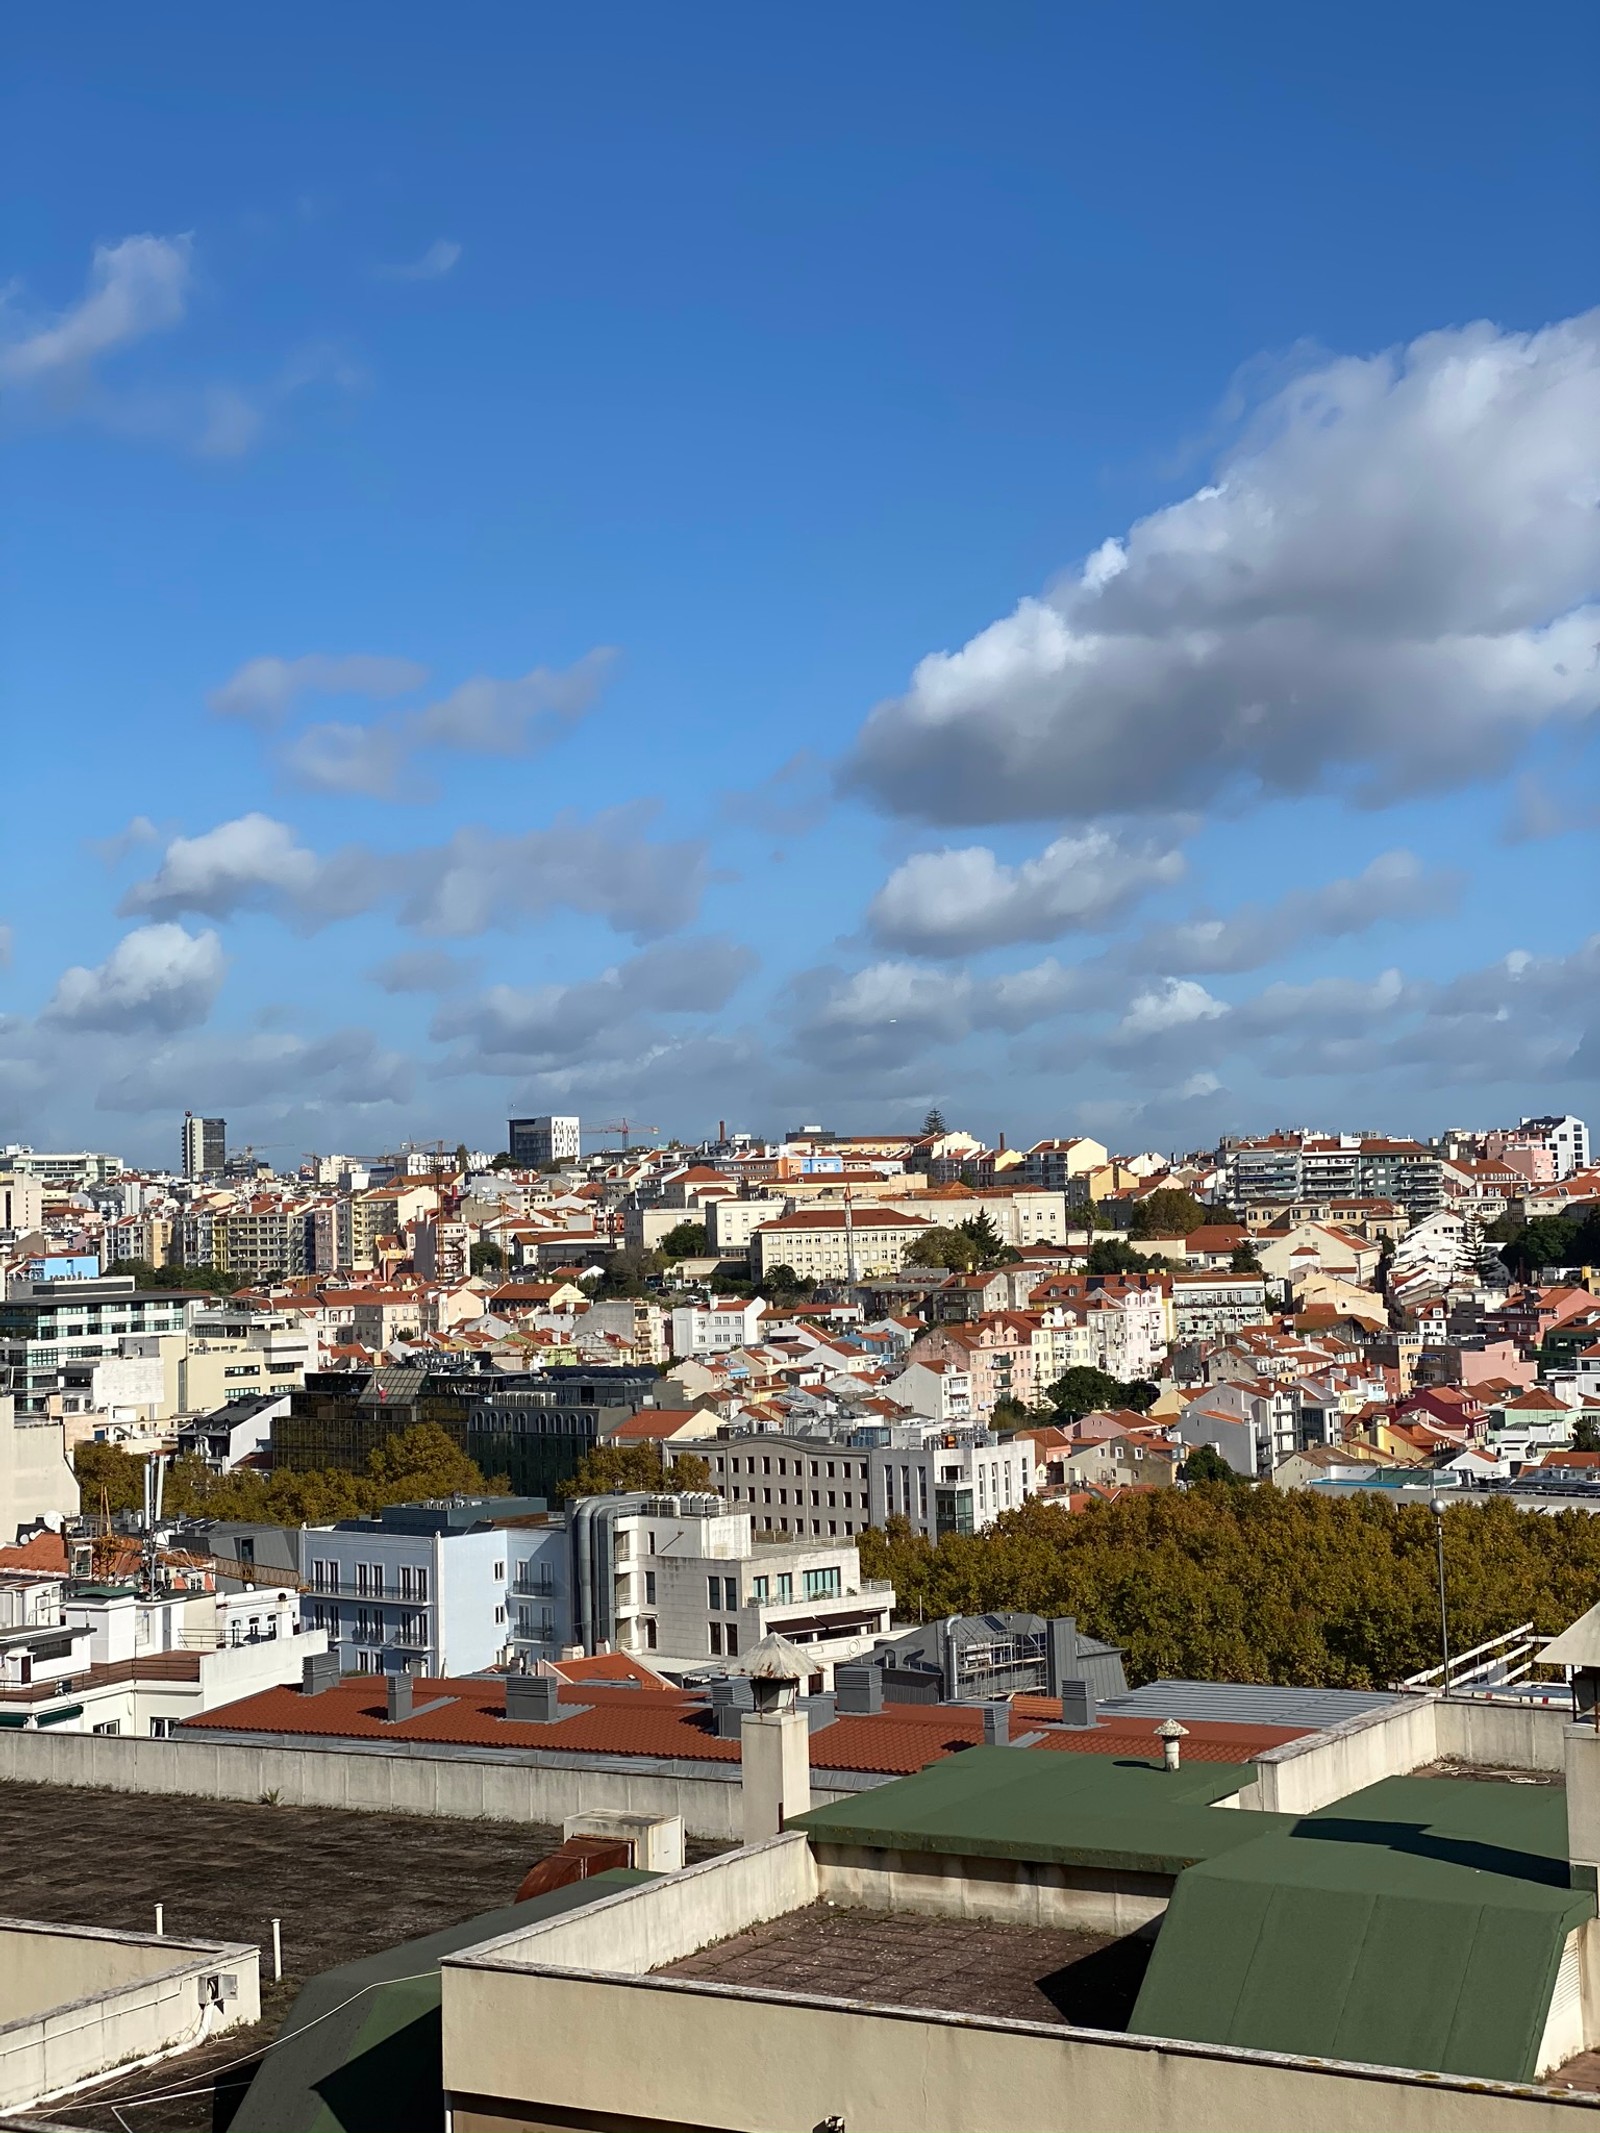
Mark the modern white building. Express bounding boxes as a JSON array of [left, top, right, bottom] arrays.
[[565, 1493, 892, 1683], [508, 1116, 582, 1167], [669, 1296, 768, 1357]]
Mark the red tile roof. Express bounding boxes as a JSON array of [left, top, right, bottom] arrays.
[[182, 1674, 1309, 1774]]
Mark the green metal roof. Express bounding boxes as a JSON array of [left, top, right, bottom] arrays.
[[792, 1745, 1286, 1876], [1131, 1778, 1593, 2084], [231, 1868, 655, 2133]]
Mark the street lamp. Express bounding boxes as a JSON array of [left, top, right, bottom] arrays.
[[1429, 1493, 1451, 1689]]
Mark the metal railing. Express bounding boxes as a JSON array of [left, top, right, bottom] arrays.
[[1399, 1622, 1569, 1702]]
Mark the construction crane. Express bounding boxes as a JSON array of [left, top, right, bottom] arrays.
[[583, 1119, 659, 1151]]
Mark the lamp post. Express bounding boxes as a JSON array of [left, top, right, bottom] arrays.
[[1429, 1494, 1451, 1689]]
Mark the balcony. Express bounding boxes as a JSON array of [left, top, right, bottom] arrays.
[[512, 1571, 557, 1598]]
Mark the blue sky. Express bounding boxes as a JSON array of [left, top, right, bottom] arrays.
[[3, 1, 1597, 1165]]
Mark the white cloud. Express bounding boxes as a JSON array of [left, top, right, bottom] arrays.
[[868, 824, 1186, 955], [121, 806, 709, 943], [121, 814, 322, 920], [96, 1025, 412, 1114], [1128, 850, 1460, 973], [45, 924, 224, 1033], [0, 235, 192, 384], [374, 239, 462, 282], [847, 311, 1600, 823], [208, 654, 429, 725], [431, 938, 756, 1072], [1111, 979, 1229, 1042], [212, 648, 613, 798]]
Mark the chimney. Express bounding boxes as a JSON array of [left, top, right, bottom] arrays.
[[981, 1701, 1010, 1747], [301, 1651, 338, 1697], [1157, 1717, 1188, 1771], [1046, 1617, 1080, 1711], [386, 1672, 413, 1723], [1060, 1680, 1096, 1730], [739, 1633, 813, 1843], [1568, 1720, 1600, 1893], [506, 1674, 562, 1724]]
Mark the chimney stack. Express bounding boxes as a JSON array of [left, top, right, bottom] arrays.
[[386, 1673, 413, 1723], [981, 1701, 1010, 1748], [835, 1664, 883, 1715], [1060, 1680, 1096, 1730], [1157, 1717, 1189, 1771]]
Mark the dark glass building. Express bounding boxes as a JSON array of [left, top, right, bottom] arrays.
[[274, 1364, 661, 1498]]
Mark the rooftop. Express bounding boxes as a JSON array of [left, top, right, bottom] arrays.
[[659, 1903, 1149, 2031]]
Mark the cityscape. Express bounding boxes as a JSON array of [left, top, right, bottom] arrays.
[[5, 6, 1598, 2131]]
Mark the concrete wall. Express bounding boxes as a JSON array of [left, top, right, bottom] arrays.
[[1436, 1700, 1570, 1773], [0, 1921, 259, 2116], [814, 1843, 1172, 1934], [1242, 1697, 1440, 1814], [0, 1726, 862, 1841], [458, 1832, 817, 1978], [442, 1968, 1600, 2133]]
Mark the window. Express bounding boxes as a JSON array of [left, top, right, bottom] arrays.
[[413, 1567, 428, 1603], [647, 1530, 656, 1553], [150, 1717, 175, 1738], [644, 1617, 658, 1649], [725, 1625, 739, 1657], [93, 1720, 121, 1736], [708, 1622, 723, 1656], [707, 1575, 721, 1611], [493, 1560, 505, 1581], [777, 1573, 792, 1601], [803, 1566, 841, 1600], [645, 1570, 657, 1604], [724, 1576, 739, 1610], [751, 1575, 769, 1602], [494, 1606, 506, 1626]]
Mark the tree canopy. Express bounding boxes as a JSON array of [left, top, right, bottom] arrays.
[[922, 1108, 948, 1137], [562, 1441, 714, 1500], [658, 1221, 709, 1261], [106, 1258, 241, 1293], [1125, 1190, 1210, 1239], [1487, 1207, 1600, 1278], [858, 1489, 1600, 1689], [74, 1422, 503, 1529], [1086, 1236, 1173, 1275], [1043, 1366, 1159, 1419]]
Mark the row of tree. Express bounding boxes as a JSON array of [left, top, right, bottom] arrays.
[[73, 1423, 503, 1529], [856, 1487, 1600, 1688]]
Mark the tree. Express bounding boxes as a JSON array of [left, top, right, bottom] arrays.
[[470, 1241, 505, 1276], [1181, 1445, 1245, 1485], [1043, 1366, 1126, 1420], [903, 1225, 981, 1274], [73, 1440, 146, 1515], [454, 1143, 471, 1173], [1576, 1415, 1600, 1454], [955, 1211, 1010, 1269], [363, 1423, 489, 1499], [658, 1221, 709, 1261], [763, 1263, 805, 1299], [563, 1442, 713, 1499], [922, 1108, 948, 1137], [106, 1258, 240, 1293], [587, 1245, 665, 1298], [1087, 1236, 1170, 1275], [989, 1396, 1035, 1434], [856, 1487, 1600, 1691], [1230, 1241, 1264, 1274], [1126, 1190, 1209, 1240]]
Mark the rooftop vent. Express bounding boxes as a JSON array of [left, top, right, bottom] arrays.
[[301, 1650, 339, 1698], [506, 1674, 561, 1725], [386, 1673, 413, 1723]]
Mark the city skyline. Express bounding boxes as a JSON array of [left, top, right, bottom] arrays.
[[4, 5, 1597, 1166]]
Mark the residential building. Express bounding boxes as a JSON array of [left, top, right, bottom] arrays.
[[1169, 1271, 1271, 1343], [751, 1205, 931, 1282], [0, 1276, 194, 1418], [302, 1496, 549, 1676], [670, 1296, 768, 1357], [0, 1394, 78, 1541], [864, 1428, 1034, 1536], [181, 1113, 226, 1179], [508, 1116, 581, 1167], [566, 1491, 892, 1678], [176, 1392, 289, 1470], [0, 1174, 45, 1235]]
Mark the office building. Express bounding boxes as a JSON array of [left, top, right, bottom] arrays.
[[182, 1112, 227, 1179], [508, 1115, 581, 1167]]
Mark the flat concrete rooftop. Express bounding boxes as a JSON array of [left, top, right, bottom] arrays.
[[658, 1902, 1152, 2032]]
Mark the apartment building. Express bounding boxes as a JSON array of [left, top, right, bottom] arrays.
[[508, 1116, 581, 1166], [566, 1492, 892, 1679], [864, 1428, 1034, 1537], [751, 1206, 931, 1282], [0, 1276, 194, 1417], [700, 1436, 876, 1539], [1169, 1271, 1272, 1342], [669, 1296, 768, 1356], [302, 1496, 549, 1676]]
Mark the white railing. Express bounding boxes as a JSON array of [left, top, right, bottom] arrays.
[[1399, 1621, 1566, 1700]]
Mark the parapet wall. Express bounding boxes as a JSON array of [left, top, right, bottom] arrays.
[[0, 1726, 861, 1841]]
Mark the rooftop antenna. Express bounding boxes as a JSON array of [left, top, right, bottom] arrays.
[[141, 1453, 168, 1598]]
